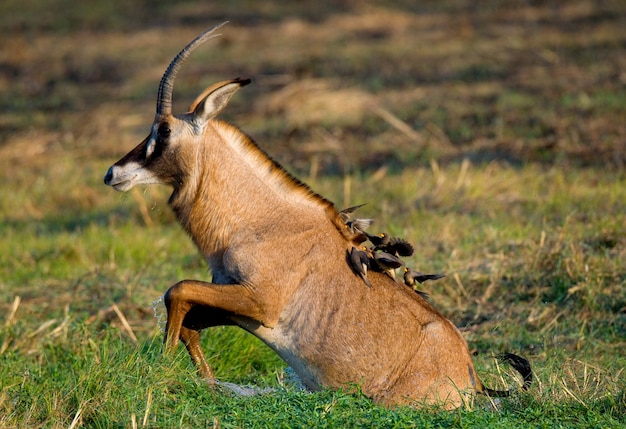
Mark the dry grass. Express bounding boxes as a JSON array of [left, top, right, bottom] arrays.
[[2, 0, 624, 172]]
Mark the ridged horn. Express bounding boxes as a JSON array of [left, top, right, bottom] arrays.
[[156, 22, 228, 117]]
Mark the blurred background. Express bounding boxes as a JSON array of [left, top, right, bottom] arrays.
[[2, 0, 624, 176]]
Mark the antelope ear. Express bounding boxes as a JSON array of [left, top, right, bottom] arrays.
[[191, 78, 251, 122]]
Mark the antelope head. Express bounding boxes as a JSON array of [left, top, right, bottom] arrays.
[[103, 22, 249, 193]]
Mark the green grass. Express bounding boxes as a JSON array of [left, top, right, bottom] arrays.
[[2, 164, 624, 428], [1, 0, 625, 427], [1, 329, 624, 428]]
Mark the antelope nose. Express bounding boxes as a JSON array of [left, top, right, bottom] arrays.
[[104, 167, 113, 185]]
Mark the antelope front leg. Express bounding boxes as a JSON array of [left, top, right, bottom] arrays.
[[170, 306, 237, 380], [179, 326, 215, 380], [163, 279, 275, 376]]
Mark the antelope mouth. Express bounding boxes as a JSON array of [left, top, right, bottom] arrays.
[[104, 166, 137, 192], [110, 178, 136, 192]]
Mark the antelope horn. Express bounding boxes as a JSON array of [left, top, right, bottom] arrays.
[[156, 21, 228, 117]]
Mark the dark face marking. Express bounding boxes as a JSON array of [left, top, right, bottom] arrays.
[[145, 121, 171, 161]]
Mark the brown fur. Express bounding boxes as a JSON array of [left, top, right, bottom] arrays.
[[104, 28, 529, 409]]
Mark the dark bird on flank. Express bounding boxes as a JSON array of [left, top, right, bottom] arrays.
[[346, 218, 375, 235], [348, 246, 372, 287], [338, 204, 373, 243], [403, 267, 445, 286], [373, 250, 404, 280], [403, 267, 442, 300], [365, 232, 390, 247], [375, 236, 414, 257], [338, 204, 367, 223]]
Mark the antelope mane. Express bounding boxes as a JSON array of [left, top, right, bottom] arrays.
[[213, 121, 337, 214]]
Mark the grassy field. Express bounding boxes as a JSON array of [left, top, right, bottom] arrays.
[[1, 0, 625, 427]]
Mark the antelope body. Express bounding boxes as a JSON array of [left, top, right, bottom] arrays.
[[104, 23, 530, 408]]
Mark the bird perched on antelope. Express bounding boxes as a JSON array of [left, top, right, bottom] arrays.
[[403, 267, 445, 299], [371, 249, 404, 280], [365, 231, 389, 248], [348, 246, 373, 287], [403, 267, 446, 287], [371, 234, 415, 258], [338, 204, 374, 244], [338, 204, 366, 224]]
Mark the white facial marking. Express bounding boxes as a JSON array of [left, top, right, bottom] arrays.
[[145, 136, 156, 159]]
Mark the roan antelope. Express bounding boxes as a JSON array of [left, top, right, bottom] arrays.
[[104, 23, 532, 409]]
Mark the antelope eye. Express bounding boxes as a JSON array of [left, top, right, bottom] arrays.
[[158, 124, 171, 139]]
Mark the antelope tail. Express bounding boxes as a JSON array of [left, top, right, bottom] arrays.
[[478, 353, 533, 397]]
